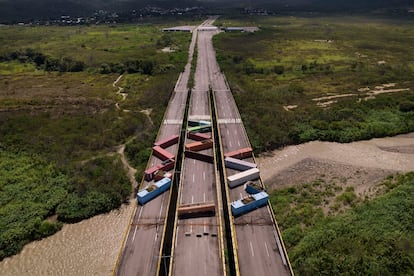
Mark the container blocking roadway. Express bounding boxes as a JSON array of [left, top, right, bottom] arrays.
[[114, 17, 292, 276]]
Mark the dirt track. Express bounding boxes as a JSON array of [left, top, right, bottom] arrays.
[[257, 133, 414, 197]]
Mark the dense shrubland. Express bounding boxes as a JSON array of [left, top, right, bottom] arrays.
[[270, 173, 414, 275]]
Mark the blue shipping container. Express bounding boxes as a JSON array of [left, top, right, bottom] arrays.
[[231, 191, 268, 216], [245, 181, 263, 194], [137, 177, 172, 205]]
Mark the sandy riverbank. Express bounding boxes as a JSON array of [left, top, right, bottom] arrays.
[[257, 133, 414, 197]]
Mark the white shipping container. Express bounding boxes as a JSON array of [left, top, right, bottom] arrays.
[[227, 168, 260, 188], [225, 156, 257, 171]]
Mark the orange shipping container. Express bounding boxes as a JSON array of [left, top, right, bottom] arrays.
[[185, 139, 213, 152]]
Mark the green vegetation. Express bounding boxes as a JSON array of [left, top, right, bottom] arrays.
[[270, 173, 414, 275], [0, 23, 191, 260], [0, 150, 66, 258], [214, 16, 414, 151]]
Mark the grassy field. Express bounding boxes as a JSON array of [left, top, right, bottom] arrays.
[[0, 23, 192, 260], [214, 15, 414, 151]]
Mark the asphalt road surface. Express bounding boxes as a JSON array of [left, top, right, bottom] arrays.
[[115, 21, 200, 276], [197, 26, 292, 276], [117, 17, 291, 276], [170, 20, 224, 276]]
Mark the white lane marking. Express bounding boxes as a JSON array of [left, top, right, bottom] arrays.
[[203, 171, 206, 181], [137, 207, 143, 224], [227, 129, 230, 135], [238, 140, 241, 147], [190, 223, 193, 233], [229, 141, 232, 147], [175, 226, 179, 248], [193, 159, 196, 165], [204, 192, 206, 202], [250, 241, 255, 257], [234, 130, 237, 135], [265, 242, 270, 257], [192, 174, 195, 183], [159, 203, 163, 220], [192, 195, 194, 204], [132, 226, 138, 241]]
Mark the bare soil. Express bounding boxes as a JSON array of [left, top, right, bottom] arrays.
[[257, 133, 414, 198]]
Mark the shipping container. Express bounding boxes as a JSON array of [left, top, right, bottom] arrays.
[[154, 135, 179, 149], [188, 120, 211, 127], [231, 191, 268, 216], [225, 156, 257, 171], [227, 168, 260, 188], [188, 125, 211, 133], [187, 132, 211, 141], [178, 202, 215, 218], [185, 139, 213, 152], [245, 181, 263, 194], [152, 145, 175, 161], [137, 177, 172, 205], [198, 120, 211, 126], [154, 170, 173, 182], [144, 164, 162, 181], [144, 159, 175, 181], [224, 147, 253, 159], [159, 158, 175, 171], [184, 150, 214, 164]]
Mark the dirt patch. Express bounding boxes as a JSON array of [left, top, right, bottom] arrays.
[[367, 88, 410, 96], [161, 47, 175, 53], [316, 100, 337, 107], [140, 108, 154, 126], [283, 105, 298, 111], [312, 93, 355, 101], [116, 143, 138, 196], [265, 157, 395, 198], [257, 133, 414, 197]]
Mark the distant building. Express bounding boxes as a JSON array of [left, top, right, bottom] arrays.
[[223, 27, 259, 33], [198, 26, 218, 31], [162, 26, 195, 32]]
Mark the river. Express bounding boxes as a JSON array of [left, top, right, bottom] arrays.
[[0, 203, 134, 276]]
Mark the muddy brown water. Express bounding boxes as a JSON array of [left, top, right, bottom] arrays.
[[1, 134, 413, 275], [0, 203, 134, 276]]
